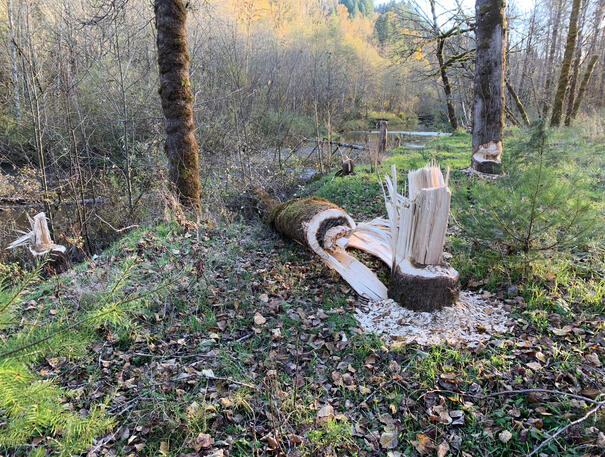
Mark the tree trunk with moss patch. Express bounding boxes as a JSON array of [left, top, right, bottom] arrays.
[[570, 55, 599, 121], [155, 0, 201, 209], [471, 0, 506, 175], [550, 0, 581, 127]]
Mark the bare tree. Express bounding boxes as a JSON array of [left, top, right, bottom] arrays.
[[471, 0, 506, 175], [154, 0, 201, 209]]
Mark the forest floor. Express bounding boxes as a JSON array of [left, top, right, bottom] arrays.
[[3, 126, 604, 457]]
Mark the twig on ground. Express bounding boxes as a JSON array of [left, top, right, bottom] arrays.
[[426, 388, 603, 405], [525, 401, 604, 457]]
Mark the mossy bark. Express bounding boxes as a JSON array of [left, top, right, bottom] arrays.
[[267, 197, 352, 248], [570, 55, 599, 121], [155, 0, 201, 209], [550, 0, 581, 127], [505, 80, 529, 126], [471, 0, 506, 175]]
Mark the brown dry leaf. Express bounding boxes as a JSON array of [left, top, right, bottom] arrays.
[[585, 353, 602, 367], [192, 433, 213, 451], [552, 325, 572, 336], [526, 361, 541, 371], [437, 440, 450, 457], [428, 404, 452, 424], [380, 430, 398, 449], [317, 404, 334, 424], [159, 441, 169, 455], [498, 430, 512, 443], [253, 313, 267, 326], [411, 433, 434, 454]]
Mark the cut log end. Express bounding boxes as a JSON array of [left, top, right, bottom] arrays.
[[471, 141, 502, 175], [388, 261, 459, 312]]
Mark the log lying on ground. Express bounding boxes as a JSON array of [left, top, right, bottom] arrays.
[[8, 212, 69, 273], [254, 189, 387, 301], [254, 162, 459, 311]]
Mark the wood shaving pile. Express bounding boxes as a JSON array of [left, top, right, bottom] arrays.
[[355, 291, 512, 346]]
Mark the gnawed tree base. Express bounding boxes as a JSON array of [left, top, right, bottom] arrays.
[[471, 141, 502, 175], [253, 163, 460, 312], [388, 261, 459, 312]]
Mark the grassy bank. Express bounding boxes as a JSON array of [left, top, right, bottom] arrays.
[[1, 124, 603, 456]]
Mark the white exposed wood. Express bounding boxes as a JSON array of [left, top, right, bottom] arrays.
[[8, 212, 66, 257], [383, 164, 451, 267], [304, 208, 387, 301]]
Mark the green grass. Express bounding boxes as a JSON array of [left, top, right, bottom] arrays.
[[2, 120, 603, 457]]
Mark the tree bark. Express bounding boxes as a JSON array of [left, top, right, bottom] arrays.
[[542, 0, 564, 118], [154, 0, 201, 209], [570, 54, 599, 120], [506, 79, 530, 126], [430, 0, 458, 132], [550, 0, 582, 127], [8, 0, 20, 119], [471, 0, 506, 175], [564, 0, 588, 127]]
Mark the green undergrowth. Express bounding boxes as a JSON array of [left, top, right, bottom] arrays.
[[1, 122, 603, 456]]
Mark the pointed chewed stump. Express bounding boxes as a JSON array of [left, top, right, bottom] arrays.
[[349, 164, 460, 311]]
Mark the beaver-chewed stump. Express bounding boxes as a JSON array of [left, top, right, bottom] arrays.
[[388, 261, 459, 312], [379, 164, 460, 312], [251, 162, 460, 311]]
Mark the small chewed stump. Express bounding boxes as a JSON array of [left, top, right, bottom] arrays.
[[388, 261, 459, 312]]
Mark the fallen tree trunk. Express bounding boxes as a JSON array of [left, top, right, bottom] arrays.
[[253, 162, 459, 311], [254, 190, 387, 301]]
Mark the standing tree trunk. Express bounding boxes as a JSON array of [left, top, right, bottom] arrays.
[[550, 0, 582, 127], [542, 0, 564, 118], [154, 0, 201, 209], [8, 0, 20, 119], [570, 54, 599, 120], [471, 0, 506, 175], [430, 0, 458, 132], [564, 0, 589, 126]]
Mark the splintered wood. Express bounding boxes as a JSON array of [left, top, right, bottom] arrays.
[[8, 212, 66, 257], [384, 164, 451, 267], [257, 163, 460, 312]]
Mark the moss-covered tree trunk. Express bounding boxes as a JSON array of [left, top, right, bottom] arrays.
[[154, 0, 201, 209], [506, 79, 530, 126], [471, 0, 506, 175], [542, 0, 564, 118], [550, 0, 581, 127], [570, 55, 599, 121]]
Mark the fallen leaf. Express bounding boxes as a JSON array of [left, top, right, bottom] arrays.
[[317, 404, 334, 424], [380, 430, 398, 449], [437, 440, 450, 457], [192, 433, 213, 451], [253, 313, 267, 326], [498, 430, 512, 443], [411, 433, 434, 454]]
